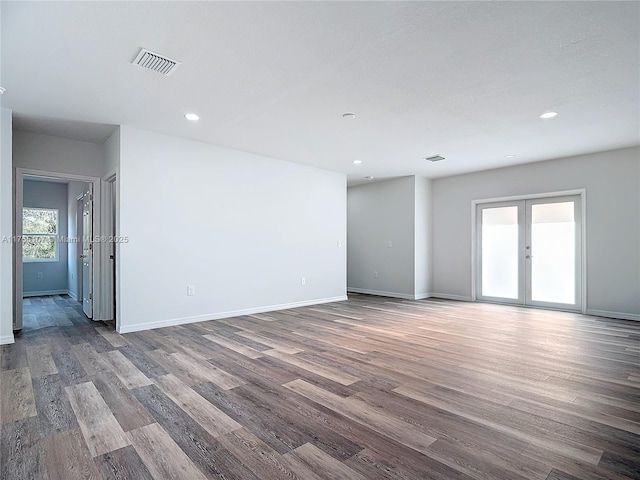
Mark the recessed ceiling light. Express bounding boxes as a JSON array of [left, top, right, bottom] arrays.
[[539, 111, 557, 119], [353, 159, 362, 165], [342, 113, 356, 119], [505, 154, 517, 159], [185, 113, 200, 121], [365, 176, 374, 180]]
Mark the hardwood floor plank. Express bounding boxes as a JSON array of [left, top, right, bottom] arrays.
[[217, 427, 303, 480], [95, 327, 128, 348], [132, 384, 259, 479], [203, 333, 264, 359], [153, 373, 242, 436], [51, 349, 90, 386], [92, 373, 156, 432], [266, 349, 361, 386], [116, 345, 168, 378], [93, 445, 155, 480], [284, 379, 437, 455], [102, 350, 154, 389], [5, 294, 640, 480], [65, 381, 131, 457], [45, 428, 102, 480], [1, 368, 37, 423], [26, 344, 58, 377], [127, 423, 209, 480], [0, 417, 47, 480], [72, 343, 113, 376], [31, 373, 79, 435], [283, 442, 367, 480]]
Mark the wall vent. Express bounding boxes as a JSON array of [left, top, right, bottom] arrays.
[[425, 155, 446, 162], [131, 48, 181, 76]]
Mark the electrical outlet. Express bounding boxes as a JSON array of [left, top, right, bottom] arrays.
[[387, 240, 393, 248], [187, 285, 195, 296], [373, 271, 378, 278], [37, 272, 43, 279], [337, 240, 342, 248], [301, 277, 306, 286]]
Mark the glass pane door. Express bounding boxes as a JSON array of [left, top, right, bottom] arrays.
[[477, 195, 581, 311], [526, 196, 581, 309], [477, 201, 524, 304]]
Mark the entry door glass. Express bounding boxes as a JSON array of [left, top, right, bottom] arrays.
[[477, 195, 581, 311], [530, 202, 575, 304], [481, 206, 520, 300]]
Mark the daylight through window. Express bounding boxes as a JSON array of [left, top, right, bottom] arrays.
[[23, 208, 59, 262]]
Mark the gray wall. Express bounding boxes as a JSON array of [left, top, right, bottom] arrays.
[[431, 146, 640, 318], [13, 129, 104, 176], [0, 109, 13, 343], [23, 180, 69, 295], [348, 176, 417, 298], [414, 177, 431, 297], [118, 126, 346, 333]]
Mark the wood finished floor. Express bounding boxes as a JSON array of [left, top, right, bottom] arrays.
[[1, 294, 639, 480]]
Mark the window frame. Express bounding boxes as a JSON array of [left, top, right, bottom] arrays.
[[22, 207, 60, 263]]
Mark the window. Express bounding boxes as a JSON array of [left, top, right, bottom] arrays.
[[23, 207, 59, 262]]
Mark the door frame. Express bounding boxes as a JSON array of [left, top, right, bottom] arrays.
[[14, 168, 102, 330], [471, 189, 587, 314]]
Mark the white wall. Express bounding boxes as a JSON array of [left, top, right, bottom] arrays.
[[347, 176, 417, 298], [0, 109, 13, 344], [118, 126, 346, 332], [103, 127, 120, 176], [414, 177, 431, 297], [13, 130, 104, 176], [431, 147, 640, 319]]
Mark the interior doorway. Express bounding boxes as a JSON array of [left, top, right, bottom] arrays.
[[14, 168, 107, 332], [475, 192, 584, 312]]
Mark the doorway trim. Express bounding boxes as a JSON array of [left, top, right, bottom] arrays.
[[14, 167, 102, 330], [470, 189, 587, 314]]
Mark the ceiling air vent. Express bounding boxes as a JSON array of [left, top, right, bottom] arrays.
[[131, 48, 181, 76], [425, 155, 446, 162]]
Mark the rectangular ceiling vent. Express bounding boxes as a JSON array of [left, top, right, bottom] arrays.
[[425, 155, 446, 162], [132, 48, 181, 76]]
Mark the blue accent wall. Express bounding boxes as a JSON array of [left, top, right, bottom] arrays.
[[23, 180, 69, 295]]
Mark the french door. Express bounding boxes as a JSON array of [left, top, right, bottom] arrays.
[[476, 195, 582, 311]]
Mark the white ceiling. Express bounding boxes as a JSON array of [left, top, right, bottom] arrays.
[[2, 1, 638, 185]]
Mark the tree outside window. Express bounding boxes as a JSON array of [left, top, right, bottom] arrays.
[[23, 208, 59, 262]]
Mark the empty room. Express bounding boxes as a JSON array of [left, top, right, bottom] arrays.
[[0, 2, 638, 480]]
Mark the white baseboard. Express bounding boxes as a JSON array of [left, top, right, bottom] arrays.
[[23, 289, 69, 298], [428, 293, 473, 302], [414, 292, 431, 300], [586, 309, 640, 322], [0, 334, 15, 345], [347, 288, 425, 300], [118, 295, 349, 334], [68, 291, 78, 301]]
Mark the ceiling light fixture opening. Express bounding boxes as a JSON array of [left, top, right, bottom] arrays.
[[425, 155, 445, 162], [0, 86, 5, 95], [505, 154, 517, 159], [353, 159, 362, 165], [365, 176, 374, 180], [539, 111, 558, 119], [342, 112, 356, 119], [185, 113, 200, 121]]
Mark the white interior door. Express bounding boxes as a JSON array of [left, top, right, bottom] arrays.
[[477, 195, 582, 311], [81, 188, 93, 318]]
